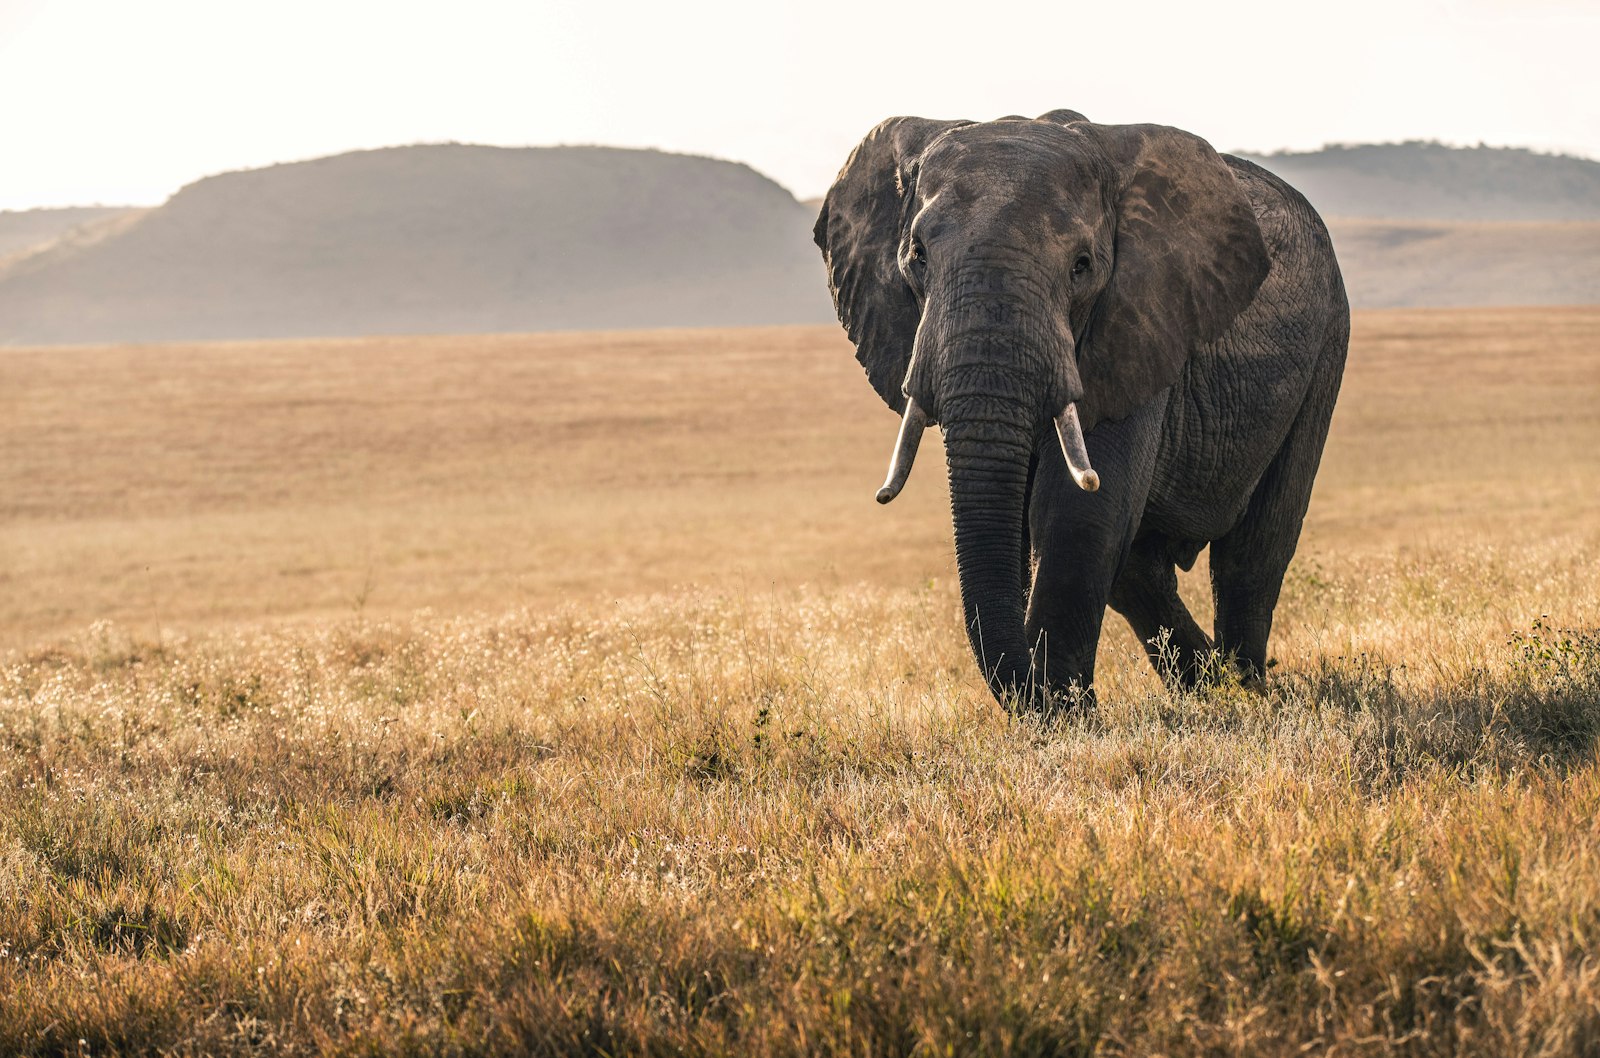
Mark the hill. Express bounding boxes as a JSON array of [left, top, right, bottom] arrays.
[[0, 206, 144, 264], [0, 145, 833, 345], [1238, 142, 1600, 308], [2, 141, 1595, 345], [0, 206, 140, 260], [1328, 217, 1600, 308], [1238, 141, 1600, 221]]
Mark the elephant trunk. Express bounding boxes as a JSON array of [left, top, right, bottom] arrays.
[[942, 392, 1039, 709]]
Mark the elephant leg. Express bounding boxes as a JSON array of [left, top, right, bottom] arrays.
[[1025, 399, 1164, 702], [1210, 341, 1346, 678], [1107, 534, 1213, 688]]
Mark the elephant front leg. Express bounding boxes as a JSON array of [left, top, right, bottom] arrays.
[[1024, 400, 1163, 707], [1025, 555, 1114, 706]]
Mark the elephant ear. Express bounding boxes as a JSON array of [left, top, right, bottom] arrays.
[[814, 116, 970, 413], [1067, 122, 1269, 430]]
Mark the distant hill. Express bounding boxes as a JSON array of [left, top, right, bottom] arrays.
[[0, 145, 833, 345], [2, 140, 1594, 346], [0, 206, 142, 261], [1327, 218, 1600, 308], [1237, 141, 1600, 221], [1234, 142, 1600, 307]]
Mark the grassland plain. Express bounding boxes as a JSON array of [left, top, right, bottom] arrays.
[[1, 308, 1598, 1054]]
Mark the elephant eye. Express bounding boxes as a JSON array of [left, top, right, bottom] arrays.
[[904, 239, 928, 290], [1072, 254, 1092, 277]]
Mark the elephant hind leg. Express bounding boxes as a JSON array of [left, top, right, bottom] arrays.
[[1108, 533, 1214, 688], [1210, 335, 1347, 678]]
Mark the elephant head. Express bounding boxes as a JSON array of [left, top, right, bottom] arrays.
[[814, 111, 1270, 707]]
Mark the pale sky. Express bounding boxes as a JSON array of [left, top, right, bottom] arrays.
[[1, 0, 1595, 211]]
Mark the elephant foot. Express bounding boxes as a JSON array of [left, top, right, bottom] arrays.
[[1176, 648, 1273, 695], [1049, 682, 1097, 719], [1033, 679, 1096, 721], [993, 675, 1096, 721]]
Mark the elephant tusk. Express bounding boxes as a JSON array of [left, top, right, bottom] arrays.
[[1053, 403, 1100, 492], [876, 398, 929, 504]]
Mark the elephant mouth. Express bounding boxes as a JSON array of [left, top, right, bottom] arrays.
[[874, 396, 1098, 504]]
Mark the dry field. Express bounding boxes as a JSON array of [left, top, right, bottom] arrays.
[[1, 308, 1599, 1054], [4, 309, 1596, 647]]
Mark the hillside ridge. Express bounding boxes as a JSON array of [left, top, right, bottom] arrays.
[[0, 143, 833, 345], [1236, 140, 1600, 221], [1, 140, 1594, 345]]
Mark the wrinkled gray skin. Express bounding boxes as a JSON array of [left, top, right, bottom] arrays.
[[814, 111, 1349, 711]]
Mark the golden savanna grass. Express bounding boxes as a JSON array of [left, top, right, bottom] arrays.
[[1, 308, 1599, 1054]]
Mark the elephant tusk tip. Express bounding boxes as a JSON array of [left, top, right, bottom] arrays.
[[1076, 470, 1100, 493], [876, 486, 897, 504]]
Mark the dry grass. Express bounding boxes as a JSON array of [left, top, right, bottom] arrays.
[[3, 309, 1597, 648], [0, 326, 955, 648], [2, 308, 1599, 1054]]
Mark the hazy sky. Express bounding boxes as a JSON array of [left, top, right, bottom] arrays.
[[2, 0, 1595, 211]]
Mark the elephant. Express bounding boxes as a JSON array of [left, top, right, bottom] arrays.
[[813, 110, 1349, 711]]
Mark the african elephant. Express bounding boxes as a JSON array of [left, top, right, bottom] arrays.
[[814, 110, 1349, 710]]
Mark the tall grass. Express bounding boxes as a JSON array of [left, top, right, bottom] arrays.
[[3, 538, 1596, 1055]]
